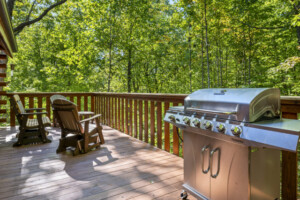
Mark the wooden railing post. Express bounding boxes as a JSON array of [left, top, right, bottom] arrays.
[[10, 100, 15, 126], [281, 97, 300, 200]]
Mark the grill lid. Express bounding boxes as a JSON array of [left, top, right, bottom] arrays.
[[184, 88, 280, 122]]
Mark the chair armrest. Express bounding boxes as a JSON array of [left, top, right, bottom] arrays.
[[26, 108, 46, 112], [21, 112, 48, 116], [80, 114, 101, 123]]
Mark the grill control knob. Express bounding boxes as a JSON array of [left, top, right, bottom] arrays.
[[183, 117, 191, 125], [204, 121, 212, 130], [192, 119, 201, 127], [231, 126, 242, 137], [216, 123, 225, 133], [168, 115, 176, 122]]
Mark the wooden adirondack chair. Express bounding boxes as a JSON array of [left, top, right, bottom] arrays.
[[50, 94, 95, 125], [10, 95, 51, 146], [51, 98, 105, 156]]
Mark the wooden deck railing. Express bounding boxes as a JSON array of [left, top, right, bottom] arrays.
[[6, 92, 300, 199]]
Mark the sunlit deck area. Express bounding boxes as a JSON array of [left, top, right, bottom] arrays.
[[0, 125, 199, 200]]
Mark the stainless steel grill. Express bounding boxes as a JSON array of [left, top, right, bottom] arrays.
[[164, 88, 300, 200]]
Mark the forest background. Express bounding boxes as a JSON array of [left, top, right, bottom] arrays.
[[5, 0, 300, 95]]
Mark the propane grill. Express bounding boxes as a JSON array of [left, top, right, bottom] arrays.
[[164, 88, 300, 200]]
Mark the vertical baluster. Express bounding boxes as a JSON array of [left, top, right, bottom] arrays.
[[173, 102, 179, 156], [115, 97, 117, 129], [38, 97, 43, 108], [20, 96, 25, 107], [77, 96, 81, 111], [125, 98, 128, 134], [111, 97, 114, 127], [121, 98, 124, 132], [144, 100, 148, 143], [91, 95, 95, 113], [164, 102, 170, 152], [29, 97, 34, 119], [133, 99, 137, 138], [150, 101, 155, 146], [118, 98, 121, 131], [139, 100, 143, 141], [84, 96, 88, 111], [10, 96, 15, 126], [157, 101, 162, 149], [107, 97, 111, 127], [46, 96, 51, 120], [70, 96, 74, 103], [129, 99, 133, 136]]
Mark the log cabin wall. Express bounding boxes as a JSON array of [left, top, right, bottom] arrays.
[[0, 0, 17, 124]]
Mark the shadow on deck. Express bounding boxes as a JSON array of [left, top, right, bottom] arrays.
[[0, 125, 196, 200]]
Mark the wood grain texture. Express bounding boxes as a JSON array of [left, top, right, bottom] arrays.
[[129, 99, 133, 136], [134, 99, 138, 138], [164, 102, 170, 152], [77, 96, 81, 111], [144, 100, 149, 143], [125, 98, 128, 134], [282, 111, 298, 200], [150, 101, 155, 146], [0, 125, 188, 200], [172, 102, 179, 156], [139, 100, 143, 141], [157, 101, 162, 149], [29, 97, 34, 119], [121, 98, 124, 132], [118, 98, 121, 131]]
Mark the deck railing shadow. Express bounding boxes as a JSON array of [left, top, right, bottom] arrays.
[[5, 92, 300, 199]]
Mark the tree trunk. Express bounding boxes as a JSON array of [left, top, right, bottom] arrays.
[[204, 0, 210, 88], [107, 6, 113, 92], [127, 47, 132, 93]]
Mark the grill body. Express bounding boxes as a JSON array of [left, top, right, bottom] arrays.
[[164, 88, 299, 200]]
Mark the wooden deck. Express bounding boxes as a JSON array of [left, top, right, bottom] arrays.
[[0, 125, 196, 200]]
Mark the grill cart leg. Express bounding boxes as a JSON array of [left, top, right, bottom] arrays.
[[180, 190, 188, 200]]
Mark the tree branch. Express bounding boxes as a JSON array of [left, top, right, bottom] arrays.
[[13, 0, 67, 35], [25, 0, 37, 22], [240, 21, 288, 30]]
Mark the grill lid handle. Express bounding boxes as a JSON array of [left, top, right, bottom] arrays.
[[186, 107, 237, 115]]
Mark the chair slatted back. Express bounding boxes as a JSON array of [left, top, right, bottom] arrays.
[[52, 98, 83, 134], [50, 95, 67, 104], [10, 95, 26, 125]]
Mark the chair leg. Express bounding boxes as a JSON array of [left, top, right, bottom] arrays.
[[98, 126, 105, 145], [56, 138, 66, 153]]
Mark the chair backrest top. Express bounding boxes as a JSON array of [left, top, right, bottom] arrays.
[[12, 95, 25, 114], [52, 98, 82, 134], [50, 94, 67, 104]]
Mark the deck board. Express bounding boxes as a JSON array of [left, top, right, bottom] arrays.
[[0, 126, 196, 200]]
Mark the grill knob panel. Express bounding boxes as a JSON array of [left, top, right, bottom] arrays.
[[204, 121, 212, 130], [183, 117, 191, 125], [168, 115, 176, 122], [231, 126, 242, 137], [216, 123, 225, 133], [192, 119, 201, 127]]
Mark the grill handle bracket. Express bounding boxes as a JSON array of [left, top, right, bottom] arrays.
[[210, 148, 221, 178], [201, 145, 210, 174]]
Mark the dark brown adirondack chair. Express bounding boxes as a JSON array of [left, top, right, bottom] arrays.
[[51, 98, 104, 156], [50, 94, 95, 124], [10, 95, 51, 146]]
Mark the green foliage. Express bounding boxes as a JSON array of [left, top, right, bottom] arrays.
[[5, 0, 300, 95]]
